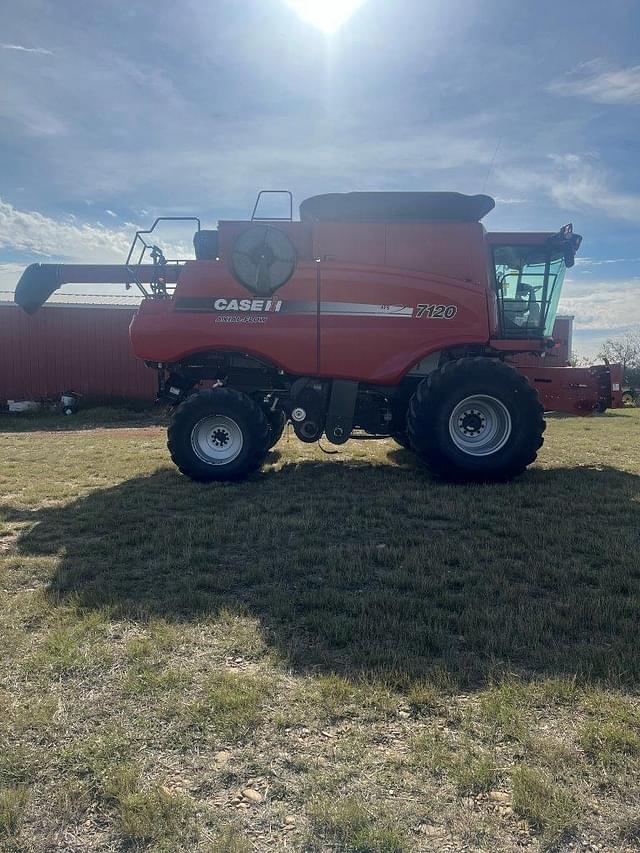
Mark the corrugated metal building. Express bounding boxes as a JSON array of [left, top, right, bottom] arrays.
[[0, 293, 156, 402], [0, 291, 574, 403]]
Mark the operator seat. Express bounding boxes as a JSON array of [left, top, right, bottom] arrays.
[[502, 290, 541, 332]]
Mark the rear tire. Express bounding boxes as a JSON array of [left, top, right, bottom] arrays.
[[407, 357, 545, 482], [168, 389, 270, 482]]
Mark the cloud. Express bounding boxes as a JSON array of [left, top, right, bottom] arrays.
[[0, 43, 53, 56], [560, 280, 640, 332], [493, 197, 527, 204], [28, 116, 496, 213], [105, 210, 117, 218], [0, 198, 132, 262], [549, 61, 640, 105], [571, 328, 638, 360], [0, 263, 27, 296], [549, 155, 640, 222], [0, 197, 192, 271], [498, 154, 640, 223], [575, 257, 640, 267]]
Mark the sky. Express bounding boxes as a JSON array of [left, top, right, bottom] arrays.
[[1, 0, 639, 358]]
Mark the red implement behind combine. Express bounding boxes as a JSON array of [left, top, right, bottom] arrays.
[[15, 191, 623, 482]]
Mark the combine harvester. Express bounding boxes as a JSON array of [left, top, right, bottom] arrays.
[[15, 191, 623, 482]]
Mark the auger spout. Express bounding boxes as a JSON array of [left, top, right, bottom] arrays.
[[14, 263, 181, 314]]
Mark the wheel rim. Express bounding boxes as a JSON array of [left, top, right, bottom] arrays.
[[448, 395, 512, 457], [191, 415, 244, 465]]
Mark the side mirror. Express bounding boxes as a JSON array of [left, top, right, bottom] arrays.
[[548, 224, 582, 268]]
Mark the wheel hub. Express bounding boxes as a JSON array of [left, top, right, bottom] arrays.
[[449, 395, 512, 457], [211, 427, 231, 447], [459, 410, 486, 436], [191, 415, 244, 465]]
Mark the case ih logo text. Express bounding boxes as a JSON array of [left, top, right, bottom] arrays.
[[213, 298, 282, 313]]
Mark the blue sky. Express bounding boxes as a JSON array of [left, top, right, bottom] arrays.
[[1, 0, 639, 357]]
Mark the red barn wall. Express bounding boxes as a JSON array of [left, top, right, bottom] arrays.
[[0, 304, 156, 402]]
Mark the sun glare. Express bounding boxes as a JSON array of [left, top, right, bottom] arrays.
[[285, 0, 366, 33]]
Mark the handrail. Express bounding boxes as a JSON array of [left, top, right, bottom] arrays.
[[251, 190, 293, 222], [124, 217, 201, 297]]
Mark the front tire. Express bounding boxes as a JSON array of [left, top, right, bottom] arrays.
[[168, 389, 270, 482], [407, 358, 545, 482]]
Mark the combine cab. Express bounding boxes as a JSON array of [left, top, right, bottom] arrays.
[[15, 190, 622, 482]]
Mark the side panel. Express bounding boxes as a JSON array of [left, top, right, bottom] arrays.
[[130, 260, 319, 374], [318, 264, 490, 384], [312, 221, 486, 279], [385, 222, 479, 279], [313, 223, 387, 266]]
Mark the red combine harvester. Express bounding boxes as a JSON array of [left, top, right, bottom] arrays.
[[14, 191, 623, 482]]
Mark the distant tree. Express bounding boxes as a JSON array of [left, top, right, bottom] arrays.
[[597, 330, 640, 378], [568, 351, 594, 367], [626, 365, 640, 391]]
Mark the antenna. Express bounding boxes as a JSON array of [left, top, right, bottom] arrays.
[[482, 136, 502, 194]]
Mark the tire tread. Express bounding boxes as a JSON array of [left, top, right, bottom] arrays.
[[407, 357, 545, 481], [167, 388, 270, 482]]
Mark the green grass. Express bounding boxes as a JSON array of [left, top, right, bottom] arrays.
[[179, 671, 270, 738], [512, 765, 577, 848], [406, 680, 443, 715], [116, 786, 197, 846], [307, 797, 409, 852], [0, 787, 29, 840], [478, 682, 529, 742], [580, 719, 640, 763], [450, 751, 499, 794], [0, 408, 639, 849]]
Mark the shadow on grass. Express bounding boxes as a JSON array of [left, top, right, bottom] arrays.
[[4, 458, 640, 687]]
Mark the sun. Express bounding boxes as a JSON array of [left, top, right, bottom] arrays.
[[285, 0, 366, 33]]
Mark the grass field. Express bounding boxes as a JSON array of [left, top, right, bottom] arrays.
[[0, 408, 639, 852]]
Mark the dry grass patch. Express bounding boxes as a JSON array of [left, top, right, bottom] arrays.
[[202, 822, 253, 852], [51, 778, 92, 825]]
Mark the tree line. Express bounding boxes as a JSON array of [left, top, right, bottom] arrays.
[[570, 328, 640, 400]]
